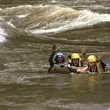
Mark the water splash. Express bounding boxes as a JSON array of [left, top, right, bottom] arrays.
[[0, 27, 7, 42], [0, 5, 110, 35]]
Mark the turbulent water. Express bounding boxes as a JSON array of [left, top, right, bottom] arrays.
[[0, 0, 110, 110]]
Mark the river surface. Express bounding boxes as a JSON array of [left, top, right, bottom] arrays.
[[0, 0, 110, 110]]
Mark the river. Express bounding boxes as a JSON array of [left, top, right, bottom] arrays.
[[0, 0, 110, 110]]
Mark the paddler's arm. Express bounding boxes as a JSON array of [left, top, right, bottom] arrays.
[[97, 53, 106, 71], [81, 47, 86, 66], [77, 66, 88, 74], [100, 61, 106, 71], [49, 51, 55, 66], [49, 44, 58, 66]]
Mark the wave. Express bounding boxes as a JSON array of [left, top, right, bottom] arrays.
[[0, 5, 110, 36], [0, 28, 7, 42], [0, 20, 7, 42]]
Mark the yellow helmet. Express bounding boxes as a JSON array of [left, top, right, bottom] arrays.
[[71, 53, 80, 59], [87, 55, 96, 63]]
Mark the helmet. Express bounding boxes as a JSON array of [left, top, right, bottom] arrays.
[[87, 55, 96, 63], [54, 52, 65, 63], [71, 53, 80, 59], [54, 52, 64, 58]]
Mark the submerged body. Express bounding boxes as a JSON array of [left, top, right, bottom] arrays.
[[48, 45, 66, 73], [67, 47, 86, 72], [77, 55, 106, 74]]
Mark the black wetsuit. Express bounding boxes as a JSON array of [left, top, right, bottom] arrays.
[[100, 61, 106, 71]]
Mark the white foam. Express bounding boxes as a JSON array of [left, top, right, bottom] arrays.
[[0, 27, 7, 42], [30, 26, 68, 34], [2, 5, 110, 35], [7, 22, 15, 28], [30, 9, 110, 34], [17, 14, 30, 18], [51, 0, 57, 3]]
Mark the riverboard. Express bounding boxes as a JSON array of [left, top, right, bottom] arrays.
[[48, 64, 71, 74], [48, 65, 110, 74]]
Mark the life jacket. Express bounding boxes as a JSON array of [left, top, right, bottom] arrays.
[[88, 65, 97, 72], [96, 62, 105, 73], [87, 62, 104, 73]]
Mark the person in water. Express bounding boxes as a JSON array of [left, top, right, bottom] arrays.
[[77, 54, 106, 74], [48, 44, 65, 72], [67, 47, 86, 72]]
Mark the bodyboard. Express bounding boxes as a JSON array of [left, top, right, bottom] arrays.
[[48, 64, 71, 74]]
